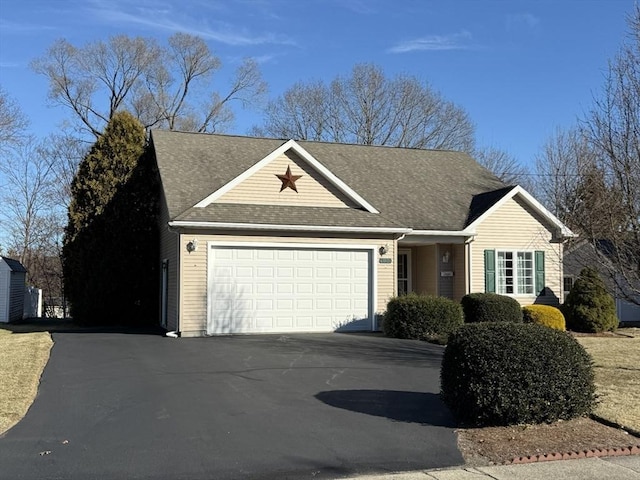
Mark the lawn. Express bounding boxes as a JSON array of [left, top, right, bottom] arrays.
[[0, 328, 52, 435], [577, 328, 640, 433]]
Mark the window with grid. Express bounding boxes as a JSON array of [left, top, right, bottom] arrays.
[[497, 251, 534, 295]]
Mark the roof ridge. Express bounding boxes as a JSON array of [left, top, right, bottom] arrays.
[[151, 129, 468, 154]]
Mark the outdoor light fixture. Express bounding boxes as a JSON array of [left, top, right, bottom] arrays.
[[379, 244, 389, 255], [442, 251, 450, 263], [186, 239, 198, 253]]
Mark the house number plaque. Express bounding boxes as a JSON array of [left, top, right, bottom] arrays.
[[379, 258, 392, 264]]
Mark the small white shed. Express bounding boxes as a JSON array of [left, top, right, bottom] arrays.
[[0, 257, 27, 323]]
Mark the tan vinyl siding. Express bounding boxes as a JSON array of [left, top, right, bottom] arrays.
[[471, 196, 563, 306], [159, 198, 179, 331], [216, 150, 358, 208], [413, 245, 437, 296], [178, 232, 394, 336]]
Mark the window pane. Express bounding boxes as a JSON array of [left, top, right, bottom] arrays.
[[397, 253, 409, 295], [517, 252, 533, 294], [497, 252, 514, 294]]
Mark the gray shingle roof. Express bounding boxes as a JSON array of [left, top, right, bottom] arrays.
[[151, 130, 507, 231], [1, 257, 27, 273], [175, 204, 407, 229]]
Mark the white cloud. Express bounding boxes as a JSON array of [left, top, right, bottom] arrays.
[[388, 31, 475, 54], [506, 13, 540, 31], [84, 0, 296, 47]]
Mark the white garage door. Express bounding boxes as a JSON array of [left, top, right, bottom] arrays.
[[207, 245, 373, 334]]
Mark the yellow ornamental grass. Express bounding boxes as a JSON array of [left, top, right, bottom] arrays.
[[522, 305, 566, 331]]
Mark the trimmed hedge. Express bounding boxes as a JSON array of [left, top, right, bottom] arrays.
[[461, 293, 523, 323], [384, 293, 463, 343], [523, 305, 566, 331], [440, 322, 596, 426], [563, 267, 618, 333]]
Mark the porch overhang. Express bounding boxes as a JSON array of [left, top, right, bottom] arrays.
[[398, 230, 476, 245]]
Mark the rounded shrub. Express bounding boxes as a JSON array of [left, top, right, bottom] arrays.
[[522, 305, 566, 331], [441, 322, 596, 426], [460, 292, 523, 323], [563, 267, 618, 333], [384, 293, 463, 343]]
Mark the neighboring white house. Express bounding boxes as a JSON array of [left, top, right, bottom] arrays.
[[0, 257, 27, 323]]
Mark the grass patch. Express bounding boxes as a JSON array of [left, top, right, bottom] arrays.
[[577, 328, 640, 433], [0, 327, 53, 435]]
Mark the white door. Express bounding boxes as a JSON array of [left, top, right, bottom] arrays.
[[207, 245, 373, 334]]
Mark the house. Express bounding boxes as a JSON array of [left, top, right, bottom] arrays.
[[151, 130, 574, 337], [564, 240, 640, 325], [0, 256, 27, 323]]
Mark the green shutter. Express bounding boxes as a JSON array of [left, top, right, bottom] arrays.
[[535, 251, 545, 295], [484, 249, 496, 293]]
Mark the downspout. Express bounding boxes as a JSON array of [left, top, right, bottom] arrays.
[[394, 233, 407, 297], [165, 224, 181, 338]]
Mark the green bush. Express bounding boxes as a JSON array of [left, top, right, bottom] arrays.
[[523, 305, 566, 331], [384, 293, 463, 343], [441, 322, 596, 426], [563, 267, 618, 333], [461, 293, 523, 323]]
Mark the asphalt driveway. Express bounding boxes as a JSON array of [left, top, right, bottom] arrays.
[[0, 332, 462, 479]]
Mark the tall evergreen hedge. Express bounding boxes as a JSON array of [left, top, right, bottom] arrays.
[[63, 111, 159, 326]]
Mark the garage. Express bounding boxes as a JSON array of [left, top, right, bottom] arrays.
[[207, 244, 374, 334]]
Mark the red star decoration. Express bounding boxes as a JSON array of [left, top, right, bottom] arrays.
[[275, 165, 303, 193]]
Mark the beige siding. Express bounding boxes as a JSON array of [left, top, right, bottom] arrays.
[[159, 197, 179, 331], [178, 232, 395, 336], [471, 196, 563, 306], [413, 245, 437, 296], [216, 150, 358, 208]]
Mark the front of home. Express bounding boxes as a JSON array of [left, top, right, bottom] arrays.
[[151, 131, 573, 337]]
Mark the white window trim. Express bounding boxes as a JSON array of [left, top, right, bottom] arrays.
[[495, 249, 536, 297]]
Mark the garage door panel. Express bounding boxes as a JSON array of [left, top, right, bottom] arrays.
[[277, 250, 294, 260], [257, 267, 274, 277], [276, 316, 293, 327], [208, 246, 372, 334], [296, 283, 313, 294], [257, 250, 275, 260], [296, 299, 313, 309], [256, 283, 273, 294], [256, 316, 274, 328]]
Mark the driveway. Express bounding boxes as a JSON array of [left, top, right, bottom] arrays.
[[0, 332, 462, 479]]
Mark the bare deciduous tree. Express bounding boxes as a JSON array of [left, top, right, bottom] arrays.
[[534, 127, 597, 224], [535, 7, 640, 305], [254, 63, 476, 152], [580, 6, 640, 305], [474, 145, 530, 187], [0, 139, 64, 308], [32, 33, 266, 139], [0, 86, 28, 152]]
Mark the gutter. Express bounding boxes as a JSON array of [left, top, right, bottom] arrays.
[[168, 221, 412, 234]]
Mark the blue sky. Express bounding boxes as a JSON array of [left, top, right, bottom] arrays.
[[0, 0, 635, 168]]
